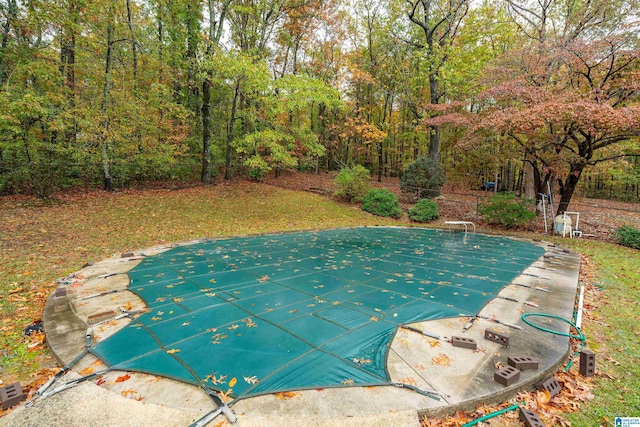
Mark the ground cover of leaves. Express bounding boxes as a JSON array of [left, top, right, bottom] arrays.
[[1, 172, 639, 426]]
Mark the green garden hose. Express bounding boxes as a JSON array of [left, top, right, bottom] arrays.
[[521, 312, 586, 371], [460, 403, 521, 427]]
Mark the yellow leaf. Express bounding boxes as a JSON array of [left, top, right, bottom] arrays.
[[78, 366, 95, 376], [166, 348, 180, 354], [229, 377, 237, 387], [431, 353, 451, 366]]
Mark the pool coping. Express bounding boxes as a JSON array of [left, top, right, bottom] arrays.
[[6, 227, 581, 427]]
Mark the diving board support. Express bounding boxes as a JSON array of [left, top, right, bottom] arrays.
[[444, 221, 476, 233]]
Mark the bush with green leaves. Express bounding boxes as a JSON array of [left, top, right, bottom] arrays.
[[408, 198, 440, 222], [334, 165, 371, 202], [400, 157, 446, 199], [615, 225, 640, 250], [361, 188, 402, 218], [478, 192, 535, 227]]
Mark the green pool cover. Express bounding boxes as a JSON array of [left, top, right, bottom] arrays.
[[92, 227, 544, 401]]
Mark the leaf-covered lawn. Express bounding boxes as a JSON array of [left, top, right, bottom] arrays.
[[0, 183, 396, 386]]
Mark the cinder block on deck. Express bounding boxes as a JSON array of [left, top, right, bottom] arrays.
[[451, 336, 477, 350], [121, 252, 135, 258], [507, 356, 539, 371], [54, 287, 67, 298], [1, 383, 25, 410], [484, 329, 510, 346], [519, 408, 545, 427], [537, 376, 561, 397], [87, 310, 115, 325], [494, 365, 521, 386]]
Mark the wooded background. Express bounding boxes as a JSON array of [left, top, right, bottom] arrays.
[[1, 0, 639, 209]]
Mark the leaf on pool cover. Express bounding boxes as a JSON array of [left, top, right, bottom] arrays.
[[244, 375, 259, 384], [229, 377, 237, 387], [258, 275, 269, 282], [205, 373, 227, 385], [166, 348, 180, 354]]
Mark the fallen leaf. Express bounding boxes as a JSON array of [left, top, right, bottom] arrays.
[[78, 366, 95, 376], [229, 377, 237, 387], [274, 391, 300, 400], [166, 348, 180, 354], [243, 375, 259, 384], [115, 373, 131, 382], [431, 353, 451, 366]]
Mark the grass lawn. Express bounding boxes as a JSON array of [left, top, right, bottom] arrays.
[[0, 183, 397, 384], [560, 239, 640, 426], [1, 183, 639, 426]]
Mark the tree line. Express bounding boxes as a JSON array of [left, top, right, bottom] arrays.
[[1, 0, 639, 211]]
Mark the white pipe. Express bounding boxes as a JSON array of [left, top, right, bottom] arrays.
[[576, 285, 585, 329]]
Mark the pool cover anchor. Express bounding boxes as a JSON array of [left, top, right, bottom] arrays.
[[26, 328, 96, 408], [401, 325, 444, 341], [497, 295, 539, 308], [190, 404, 237, 427], [392, 382, 449, 401], [191, 391, 238, 426]]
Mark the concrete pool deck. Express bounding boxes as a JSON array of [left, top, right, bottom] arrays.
[[2, 232, 581, 427]]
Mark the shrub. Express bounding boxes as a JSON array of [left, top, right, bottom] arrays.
[[334, 165, 371, 202], [615, 225, 640, 250], [361, 188, 402, 218], [478, 192, 535, 228], [400, 157, 446, 199], [408, 198, 440, 222]]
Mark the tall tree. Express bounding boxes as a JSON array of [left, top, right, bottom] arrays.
[[201, 0, 231, 184], [405, 0, 469, 161]]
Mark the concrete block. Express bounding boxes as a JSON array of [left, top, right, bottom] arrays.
[[579, 350, 595, 377], [494, 366, 521, 386], [507, 356, 539, 371], [451, 336, 477, 350], [121, 252, 135, 258], [1, 383, 25, 410], [54, 287, 67, 298], [484, 329, 510, 346], [537, 376, 561, 397], [519, 408, 545, 427]]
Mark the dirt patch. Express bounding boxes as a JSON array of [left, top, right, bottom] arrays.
[[263, 169, 640, 242]]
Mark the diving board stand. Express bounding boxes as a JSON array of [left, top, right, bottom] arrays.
[[444, 221, 476, 233]]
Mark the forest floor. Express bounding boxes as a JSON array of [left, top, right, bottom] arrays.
[[263, 169, 640, 242]]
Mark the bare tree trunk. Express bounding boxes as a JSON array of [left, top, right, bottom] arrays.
[[101, 21, 115, 191], [201, 76, 213, 183], [225, 83, 240, 180], [557, 162, 585, 214], [0, 0, 18, 89], [201, 0, 230, 183]]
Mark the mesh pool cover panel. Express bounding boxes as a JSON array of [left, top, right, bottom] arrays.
[[92, 227, 544, 400]]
